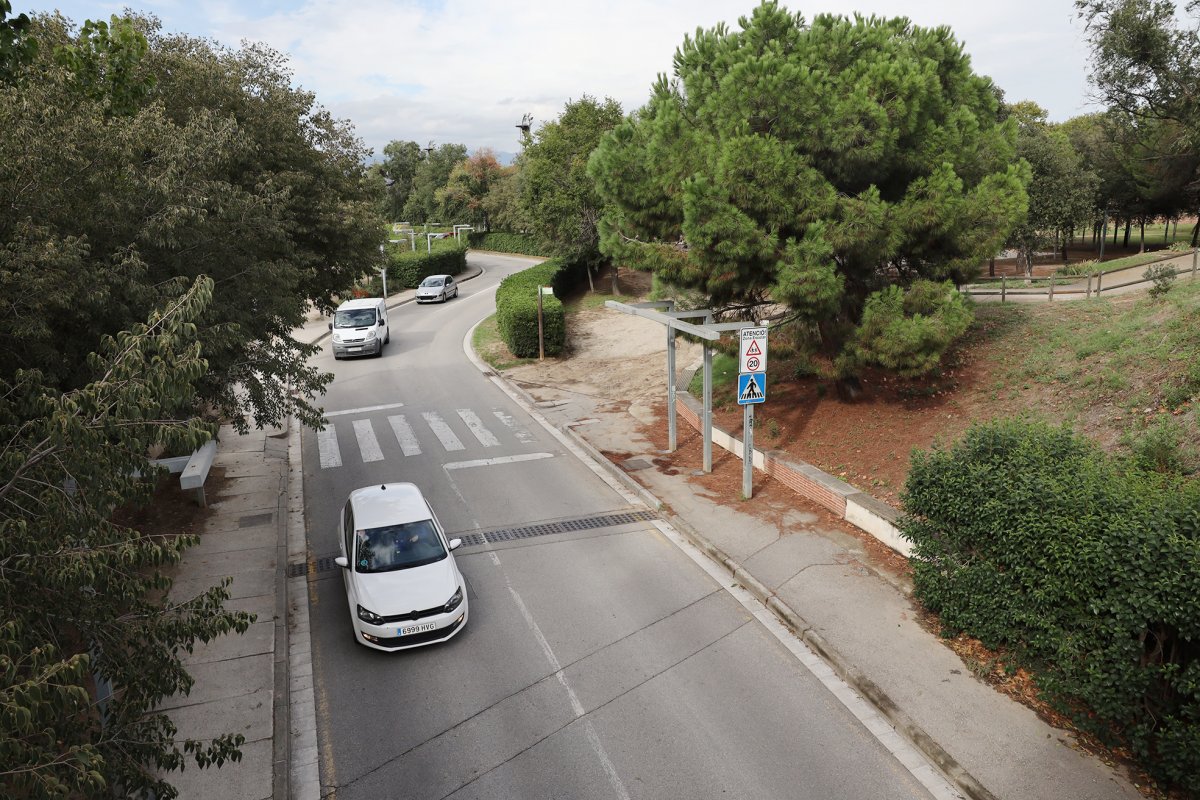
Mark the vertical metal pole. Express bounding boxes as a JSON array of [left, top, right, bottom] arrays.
[[666, 325, 677, 452], [1087, 272, 1093, 299], [537, 287, 545, 361], [1193, 247, 1198, 279], [703, 343, 712, 473], [743, 403, 753, 499], [1099, 211, 1108, 262], [379, 244, 388, 298], [1048, 275, 1054, 302], [1096, 270, 1103, 294]]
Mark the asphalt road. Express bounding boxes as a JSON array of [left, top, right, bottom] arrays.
[[300, 252, 938, 800]]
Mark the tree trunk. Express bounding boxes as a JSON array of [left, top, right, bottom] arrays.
[[1123, 218, 1131, 248], [611, 263, 620, 295], [1139, 217, 1145, 253]]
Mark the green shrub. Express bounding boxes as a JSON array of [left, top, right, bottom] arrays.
[[1146, 264, 1178, 299], [386, 241, 467, 288], [1055, 261, 1094, 277], [839, 280, 973, 377], [495, 259, 567, 357], [468, 231, 554, 257], [1124, 415, 1196, 474], [900, 419, 1200, 790]]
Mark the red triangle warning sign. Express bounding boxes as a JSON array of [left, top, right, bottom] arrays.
[[744, 340, 762, 356]]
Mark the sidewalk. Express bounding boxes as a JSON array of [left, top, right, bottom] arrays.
[[153, 262, 487, 799], [161, 424, 289, 800], [519, 386, 1146, 800]]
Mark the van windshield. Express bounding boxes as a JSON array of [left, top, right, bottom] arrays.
[[334, 309, 377, 328]]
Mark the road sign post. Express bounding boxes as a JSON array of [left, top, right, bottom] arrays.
[[737, 326, 769, 499]]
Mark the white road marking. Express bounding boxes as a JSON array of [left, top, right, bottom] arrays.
[[422, 411, 465, 452], [443, 453, 553, 471], [493, 409, 537, 443], [457, 409, 500, 447], [387, 415, 422, 457], [352, 419, 383, 463], [316, 425, 342, 469], [506, 582, 632, 800], [322, 402, 404, 418]]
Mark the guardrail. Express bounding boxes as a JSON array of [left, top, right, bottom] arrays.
[[961, 250, 1198, 302]]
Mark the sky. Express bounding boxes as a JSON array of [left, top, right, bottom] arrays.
[[19, 1, 1102, 160]]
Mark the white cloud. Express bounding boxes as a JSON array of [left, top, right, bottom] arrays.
[[23, 0, 1102, 157]]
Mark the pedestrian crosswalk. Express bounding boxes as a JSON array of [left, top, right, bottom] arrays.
[[314, 406, 540, 469]]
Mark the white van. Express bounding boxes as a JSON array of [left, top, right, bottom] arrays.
[[329, 298, 389, 358]]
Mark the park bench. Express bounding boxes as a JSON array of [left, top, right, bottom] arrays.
[[149, 440, 217, 507]]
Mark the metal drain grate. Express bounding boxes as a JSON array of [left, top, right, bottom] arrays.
[[480, 510, 658, 543], [286, 510, 658, 577]]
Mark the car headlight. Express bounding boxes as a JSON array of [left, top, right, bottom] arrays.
[[444, 586, 463, 614], [332, 333, 343, 343], [365, 329, 376, 340], [356, 604, 384, 625]]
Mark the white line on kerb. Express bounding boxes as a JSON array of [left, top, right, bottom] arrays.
[[443, 453, 553, 471], [322, 402, 405, 418]]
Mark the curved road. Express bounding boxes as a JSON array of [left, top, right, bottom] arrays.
[[300, 252, 946, 799]]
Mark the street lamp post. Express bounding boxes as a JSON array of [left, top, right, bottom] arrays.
[[378, 244, 388, 298]]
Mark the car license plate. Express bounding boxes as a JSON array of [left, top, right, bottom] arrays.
[[398, 622, 436, 636], [348, 346, 361, 352]]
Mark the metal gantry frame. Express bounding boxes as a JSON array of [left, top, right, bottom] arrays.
[[605, 300, 762, 473]]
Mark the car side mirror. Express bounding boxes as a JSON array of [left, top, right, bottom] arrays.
[[328, 322, 333, 330], [334, 556, 349, 568], [448, 538, 462, 551]]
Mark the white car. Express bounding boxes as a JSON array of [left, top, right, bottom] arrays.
[[334, 483, 468, 651], [415, 274, 458, 303]]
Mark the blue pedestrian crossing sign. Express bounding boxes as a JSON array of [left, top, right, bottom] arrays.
[[737, 372, 766, 405]]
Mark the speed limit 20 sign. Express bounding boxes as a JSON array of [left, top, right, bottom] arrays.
[[739, 327, 768, 374]]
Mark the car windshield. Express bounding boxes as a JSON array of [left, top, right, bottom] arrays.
[[334, 309, 377, 328], [354, 519, 446, 573], [419, 277, 445, 288]]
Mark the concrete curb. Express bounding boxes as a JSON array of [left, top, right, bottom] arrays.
[[272, 426, 291, 800], [657, 509, 998, 800], [506, 379, 996, 800]]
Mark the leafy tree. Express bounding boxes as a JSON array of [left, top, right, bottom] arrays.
[[0, 277, 255, 798], [1077, 0, 1200, 243], [481, 161, 529, 233], [0, 0, 36, 80], [1005, 102, 1099, 272], [373, 139, 423, 222], [436, 148, 507, 227], [401, 142, 468, 224], [0, 13, 383, 432], [522, 95, 624, 266], [589, 2, 1028, 378]]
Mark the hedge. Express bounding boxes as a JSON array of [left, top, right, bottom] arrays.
[[467, 231, 554, 257], [495, 258, 569, 357], [900, 418, 1200, 790], [386, 241, 467, 288]]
